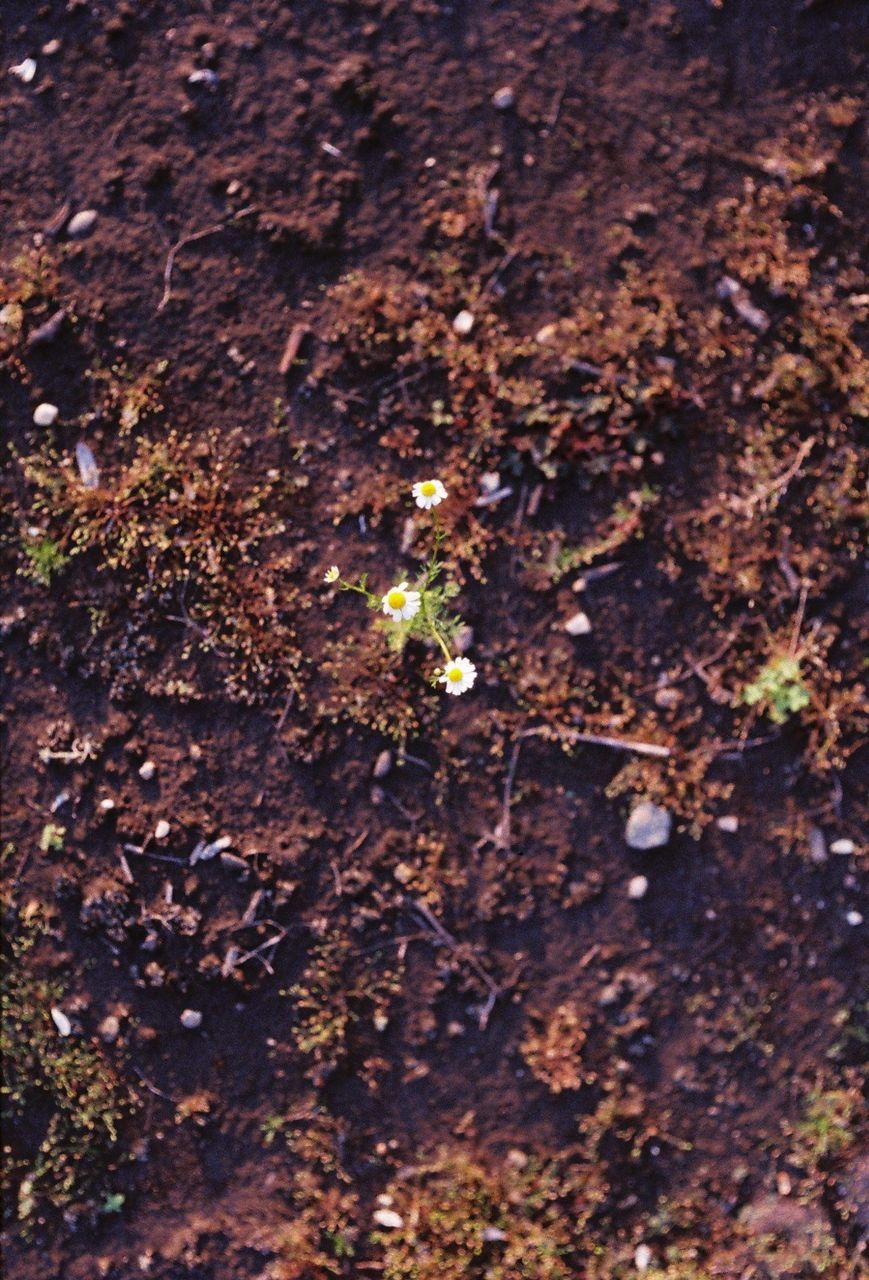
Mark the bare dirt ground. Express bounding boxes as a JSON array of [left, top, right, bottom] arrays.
[[1, 2, 867, 1277]]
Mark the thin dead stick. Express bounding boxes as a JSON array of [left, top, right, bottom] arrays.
[[131, 1065, 177, 1105], [157, 205, 256, 312], [408, 897, 501, 1030], [519, 726, 671, 758]]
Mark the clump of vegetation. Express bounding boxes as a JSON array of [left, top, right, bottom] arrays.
[[1, 906, 137, 1227], [743, 653, 810, 723], [325, 477, 477, 697], [373, 1150, 578, 1280], [521, 1004, 590, 1093]]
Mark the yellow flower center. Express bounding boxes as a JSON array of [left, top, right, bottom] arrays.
[[447, 665, 463, 683], [387, 589, 406, 610], [421, 481, 437, 497]]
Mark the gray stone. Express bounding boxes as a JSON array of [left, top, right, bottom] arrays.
[[67, 209, 98, 239], [625, 801, 672, 850]]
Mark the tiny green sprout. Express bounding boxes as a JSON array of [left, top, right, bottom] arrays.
[[39, 823, 65, 854], [21, 534, 69, 584], [323, 479, 478, 695], [743, 654, 810, 724], [100, 1191, 126, 1215]]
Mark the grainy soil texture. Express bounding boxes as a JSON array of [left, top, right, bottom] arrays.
[[1, 1, 867, 1278]]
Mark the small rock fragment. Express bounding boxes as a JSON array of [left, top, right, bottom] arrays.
[[845, 910, 863, 927], [717, 276, 769, 333], [27, 307, 66, 347], [483, 1226, 508, 1243], [154, 820, 171, 841], [99, 1014, 121, 1044], [492, 85, 515, 110], [180, 1008, 203, 1030], [98, 797, 116, 812], [50, 1007, 72, 1036], [373, 1011, 389, 1032], [138, 760, 157, 781], [627, 875, 649, 900], [75, 441, 100, 488], [33, 402, 59, 427], [830, 838, 855, 856], [625, 801, 672, 850], [452, 309, 475, 336], [187, 69, 219, 87], [564, 611, 591, 636], [807, 826, 827, 864], [634, 1243, 652, 1272], [66, 210, 99, 239], [716, 815, 739, 833], [42, 39, 62, 56], [9, 58, 37, 84], [190, 834, 232, 865], [372, 1208, 404, 1230], [373, 749, 392, 779]]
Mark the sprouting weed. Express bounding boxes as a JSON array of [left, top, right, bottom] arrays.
[[743, 654, 810, 724], [325, 480, 477, 695]]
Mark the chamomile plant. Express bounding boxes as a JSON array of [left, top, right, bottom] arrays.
[[324, 480, 477, 696]]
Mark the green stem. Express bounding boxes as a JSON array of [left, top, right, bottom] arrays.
[[422, 591, 452, 663]]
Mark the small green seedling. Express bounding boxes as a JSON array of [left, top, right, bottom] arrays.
[[743, 654, 810, 724]]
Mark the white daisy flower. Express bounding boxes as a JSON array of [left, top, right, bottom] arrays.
[[438, 656, 477, 695], [382, 582, 421, 622], [324, 565, 340, 583], [412, 478, 447, 510]]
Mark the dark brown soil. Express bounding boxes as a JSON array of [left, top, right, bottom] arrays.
[[1, 2, 867, 1278]]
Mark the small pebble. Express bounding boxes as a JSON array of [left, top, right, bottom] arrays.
[[480, 471, 501, 494], [154, 819, 171, 841], [372, 1208, 404, 1230], [635, 1243, 652, 1272], [9, 58, 37, 84], [99, 1014, 121, 1044], [628, 875, 649, 900], [830, 838, 855, 856], [845, 911, 863, 927], [492, 85, 515, 110], [808, 826, 827, 864], [190, 834, 232, 864], [373, 749, 392, 779], [452, 309, 475, 336], [50, 1007, 72, 1036], [66, 209, 99, 239], [564, 610, 591, 636], [180, 1008, 203, 1030], [716, 815, 739, 833], [138, 760, 156, 781], [373, 1011, 389, 1032], [98, 797, 116, 812], [482, 1227, 508, 1243], [625, 801, 672, 850], [75, 440, 100, 488], [42, 39, 62, 56], [33, 402, 59, 427], [187, 68, 219, 87]]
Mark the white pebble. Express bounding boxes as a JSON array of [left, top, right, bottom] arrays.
[[808, 826, 827, 864], [372, 1208, 404, 1230], [42, 39, 62, 57], [33, 402, 59, 427], [373, 1011, 389, 1032], [180, 1008, 203, 1030], [99, 1014, 121, 1044], [9, 58, 37, 84], [845, 911, 863, 927], [75, 440, 100, 488], [716, 815, 739, 833], [98, 797, 116, 812], [492, 86, 515, 110], [138, 760, 156, 781], [67, 209, 99, 239], [50, 1007, 72, 1036], [452, 309, 475, 336], [483, 1226, 508, 1242], [190, 834, 232, 864], [628, 875, 649, 900], [625, 801, 672, 850], [564, 610, 591, 636], [634, 1243, 652, 1272], [187, 68, 219, 87], [154, 820, 171, 841], [830, 838, 855, 856], [372, 749, 392, 779]]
